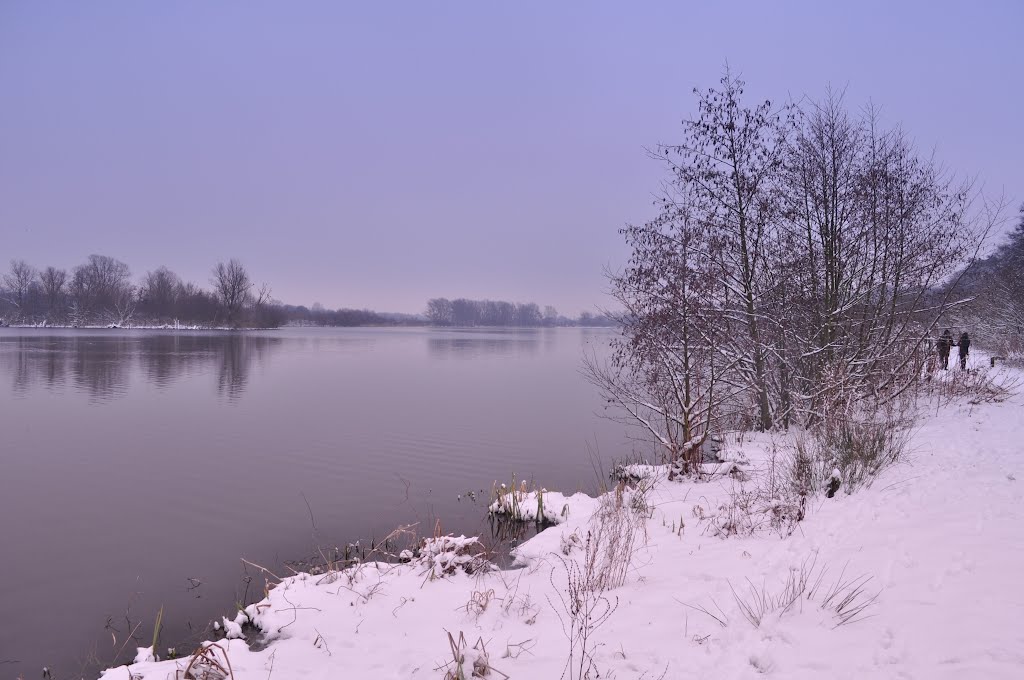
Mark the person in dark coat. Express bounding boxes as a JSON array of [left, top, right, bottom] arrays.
[[938, 329, 953, 370], [958, 332, 970, 370]]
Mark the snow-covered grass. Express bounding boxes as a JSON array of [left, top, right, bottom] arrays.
[[927, 361, 1021, 406], [488, 477, 600, 525], [102, 363, 1024, 679]]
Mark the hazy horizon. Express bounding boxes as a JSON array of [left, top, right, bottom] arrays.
[[2, 1, 1021, 315]]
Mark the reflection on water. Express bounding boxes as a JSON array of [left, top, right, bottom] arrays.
[[1, 329, 572, 399], [0, 332, 283, 402], [427, 329, 541, 359], [70, 336, 131, 400]]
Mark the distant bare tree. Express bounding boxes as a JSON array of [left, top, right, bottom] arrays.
[[38, 266, 68, 322], [112, 286, 138, 327], [3, 259, 38, 319], [70, 254, 132, 323], [514, 302, 542, 326], [450, 298, 480, 326], [543, 305, 558, 326], [139, 267, 182, 320], [426, 298, 453, 325], [248, 282, 279, 328], [254, 282, 272, 308], [175, 280, 220, 323], [0, 254, 268, 327], [212, 259, 252, 326]]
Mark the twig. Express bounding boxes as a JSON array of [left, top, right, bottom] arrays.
[[300, 492, 317, 531]]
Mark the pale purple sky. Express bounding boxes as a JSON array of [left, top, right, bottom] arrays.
[[1, 1, 1021, 314]]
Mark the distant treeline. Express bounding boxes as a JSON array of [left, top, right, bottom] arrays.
[[0, 255, 615, 329], [425, 297, 615, 327], [280, 304, 423, 327], [0, 255, 284, 328], [0, 255, 402, 329]]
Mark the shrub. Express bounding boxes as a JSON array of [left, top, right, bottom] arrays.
[[789, 407, 910, 496]]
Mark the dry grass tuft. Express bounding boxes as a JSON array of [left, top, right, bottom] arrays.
[[583, 481, 651, 591], [685, 554, 879, 632], [177, 642, 234, 680], [437, 631, 509, 680], [930, 364, 1020, 405]]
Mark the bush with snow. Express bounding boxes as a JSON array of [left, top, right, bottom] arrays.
[[489, 480, 598, 524], [415, 535, 492, 578]]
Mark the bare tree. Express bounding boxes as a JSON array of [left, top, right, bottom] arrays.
[[599, 71, 997, 466], [777, 96, 984, 416], [657, 70, 795, 430], [543, 305, 559, 326], [0, 255, 250, 327], [254, 282, 272, 308], [3, 259, 38, 320], [247, 282, 279, 328], [112, 285, 138, 327], [38, 266, 68, 322], [514, 302, 542, 326], [588, 196, 743, 472], [426, 298, 453, 325], [70, 254, 132, 323], [212, 259, 252, 326], [175, 280, 220, 323], [450, 298, 480, 326], [139, 266, 182, 321]]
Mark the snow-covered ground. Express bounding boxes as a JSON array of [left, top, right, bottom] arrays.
[[103, 366, 1024, 679]]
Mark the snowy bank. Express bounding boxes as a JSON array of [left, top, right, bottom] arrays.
[[103, 372, 1024, 679]]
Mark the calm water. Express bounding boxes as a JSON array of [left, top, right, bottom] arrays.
[[0, 327, 627, 678]]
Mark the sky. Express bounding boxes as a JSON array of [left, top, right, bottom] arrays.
[[1, 1, 1021, 315]]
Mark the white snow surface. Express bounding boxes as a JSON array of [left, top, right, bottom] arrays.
[[103, 371, 1024, 679]]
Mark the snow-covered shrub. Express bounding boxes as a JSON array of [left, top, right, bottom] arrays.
[[609, 456, 657, 485], [694, 445, 804, 539], [560, 531, 582, 555], [415, 535, 492, 579], [489, 478, 578, 524], [825, 416, 907, 490], [619, 458, 747, 485], [698, 482, 803, 539], [789, 407, 910, 495], [786, 436, 817, 497], [488, 477, 570, 524], [697, 485, 759, 538], [931, 364, 1020, 405]]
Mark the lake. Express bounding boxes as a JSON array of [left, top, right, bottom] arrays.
[[0, 326, 629, 678]]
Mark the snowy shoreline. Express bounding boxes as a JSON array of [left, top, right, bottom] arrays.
[[101, 365, 1024, 680]]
